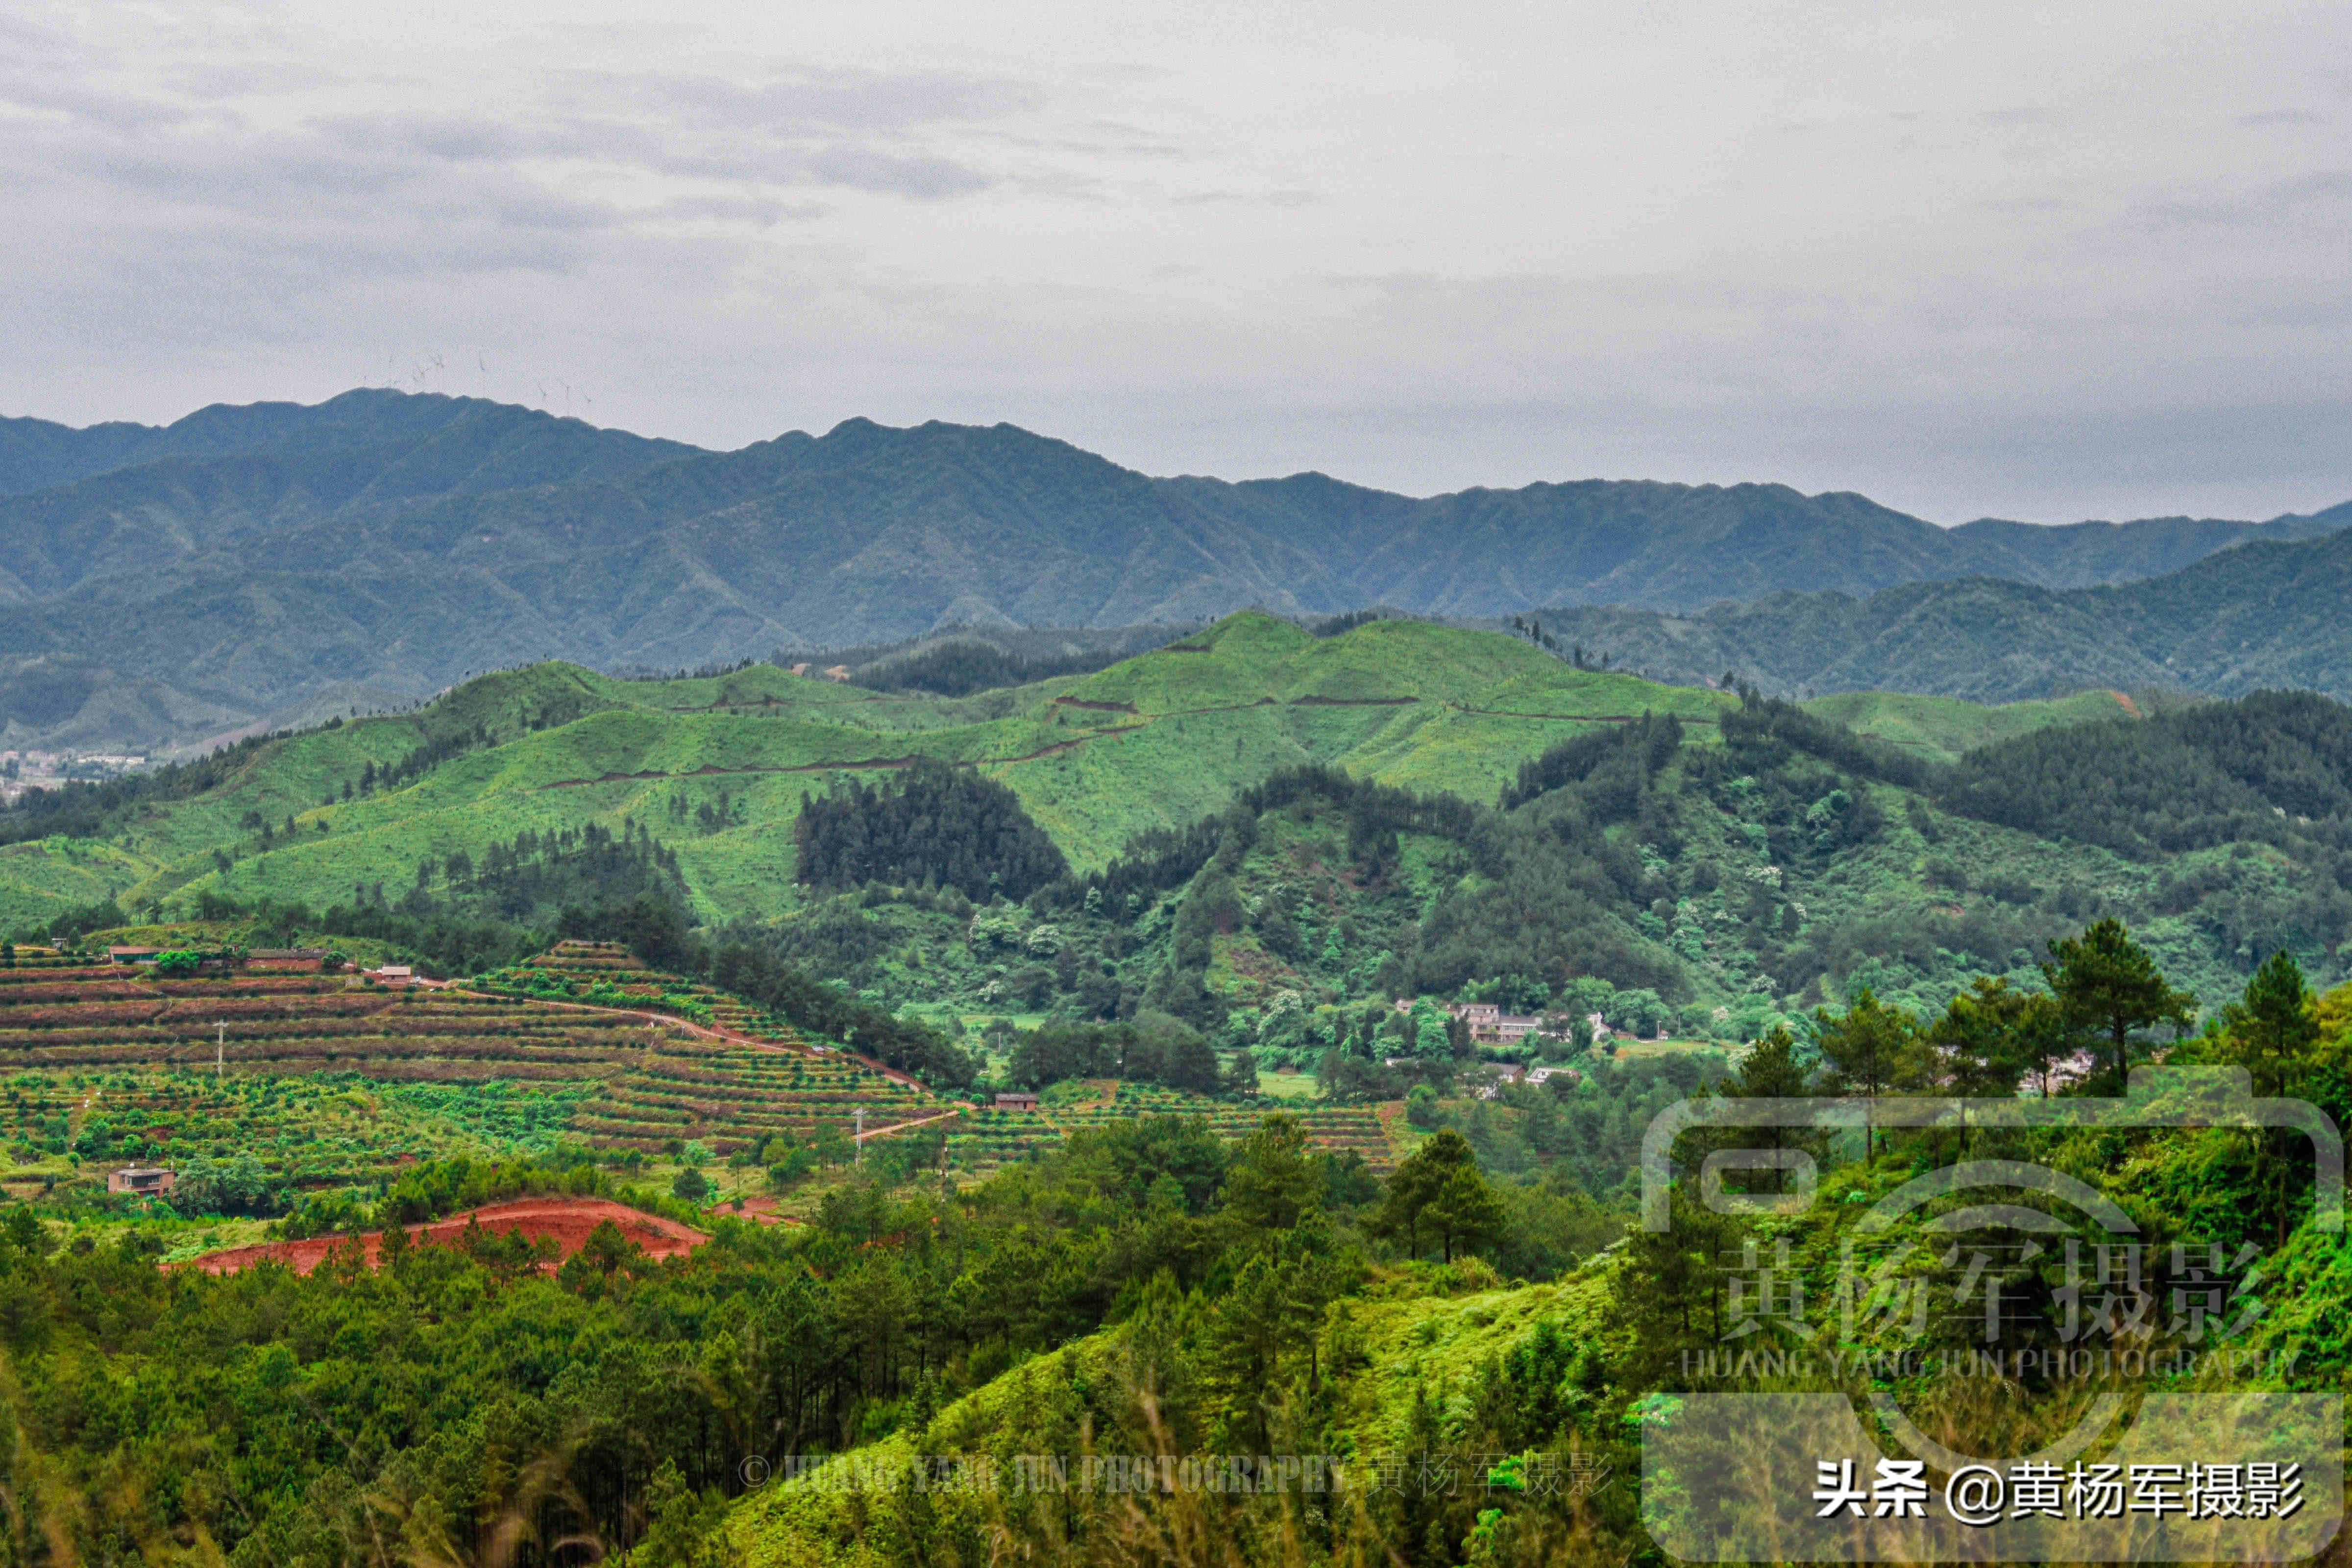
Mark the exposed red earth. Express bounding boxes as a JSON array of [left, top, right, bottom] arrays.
[[184, 1197, 708, 1276]]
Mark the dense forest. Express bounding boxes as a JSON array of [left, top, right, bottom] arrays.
[[0, 929, 2342, 1567], [847, 638, 1151, 697], [794, 761, 1070, 903]]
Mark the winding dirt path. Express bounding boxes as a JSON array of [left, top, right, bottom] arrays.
[[854, 1107, 962, 1144]]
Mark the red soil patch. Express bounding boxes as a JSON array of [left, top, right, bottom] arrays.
[[184, 1197, 708, 1276]]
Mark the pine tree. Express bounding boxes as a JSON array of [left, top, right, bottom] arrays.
[[2042, 919, 2196, 1090], [1813, 988, 1920, 1158], [2221, 949, 2321, 1243]]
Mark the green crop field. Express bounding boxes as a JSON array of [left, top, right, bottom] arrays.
[[1045, 1080, 1394, 1164]]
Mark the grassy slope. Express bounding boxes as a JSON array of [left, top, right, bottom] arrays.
[[1005, 615, 1731, 865], [1802, 688, 2135, 764], [0, 615, 1736, 928], [729, 1262, 1616, 1568]]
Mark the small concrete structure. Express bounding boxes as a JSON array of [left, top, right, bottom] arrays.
[[1474, 1062, 1529, 1100], [372, 964, 418, 986], [1449, 1000, 1543, 1045], [107, 946, 162, 965], [994, 1091, 1040, 1111], [107, 1166, 176, 1196]]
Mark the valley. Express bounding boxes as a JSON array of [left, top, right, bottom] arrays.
[[4, 600, 2349, 1568]]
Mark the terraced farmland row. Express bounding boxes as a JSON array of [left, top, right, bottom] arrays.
[[945, 1103, 1061, 1175], [940, 1084, 1395, 1176], [0, 949, 968, 1178], [0, 947, 1391, 1193], [0, 968, 631, 1074], [470, 941, 793, 1040], [0, 1065, 592, 1189], [1049, 1083, 1393, 1168], [574, 1044, 949, 1149]]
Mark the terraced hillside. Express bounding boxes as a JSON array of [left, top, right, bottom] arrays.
[[0, 946, 968, 1182], [0, 943, 1380, 1195], [469, 939, 797, 1039], [0, 965, 636, 1085], [0, 613, 1734, 929], [1046, 1080, 1393, 1166], [944, 1079, 1395, 1178], [0, 961, 629, 1189]]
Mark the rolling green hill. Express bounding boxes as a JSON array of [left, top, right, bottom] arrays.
[[1800, 688, 2137, 763], [8, 613, 2351, 1038], [0, 614, 1732, 930]]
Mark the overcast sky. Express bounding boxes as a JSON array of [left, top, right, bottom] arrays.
[[3, 0, 2348, 522]]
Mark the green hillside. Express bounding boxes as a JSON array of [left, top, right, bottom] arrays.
[[11, 615, 2352, 1038], [0, 614, 1733, 931], [728, 1259, 1616, 1567], [1802, 687, 2136, 763]]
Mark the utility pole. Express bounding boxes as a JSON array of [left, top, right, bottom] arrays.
[[854, 1108, 864, 1166], [216, 1021, 226, 1079]]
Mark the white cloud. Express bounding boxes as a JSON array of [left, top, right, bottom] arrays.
[[0, 0, 2349, 523]]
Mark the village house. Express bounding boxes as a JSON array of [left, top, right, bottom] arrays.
[[1474, 1061, 1529, 1100], [994, 1090, 1040, 1111], [1448, 1000, 1544, 1046], [107, 946, 162, 965], [1393, 996, 1557, 1046], [107, 1166, 176, 1196]]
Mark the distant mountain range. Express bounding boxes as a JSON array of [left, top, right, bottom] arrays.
[[1527, 521, 2352, 706], [0, 388, 2347, 748]]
